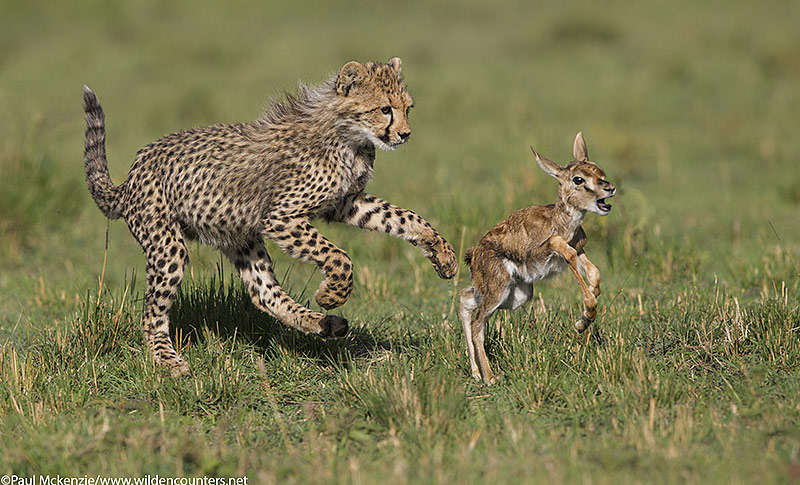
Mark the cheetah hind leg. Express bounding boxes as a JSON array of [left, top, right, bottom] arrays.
[[141, 230, 191, 376], [313, 249, 354, 310], [225, 239, 349, 338], [262, 220, 354, 310]]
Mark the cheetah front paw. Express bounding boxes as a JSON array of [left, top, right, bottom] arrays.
[[427, 237, 458, 279]]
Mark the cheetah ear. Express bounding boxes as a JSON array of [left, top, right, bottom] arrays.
[[573, 131, 589, 162], [337, 61, 368, 97], [387, 57, 402, 74], [531, 146, 565, 181]]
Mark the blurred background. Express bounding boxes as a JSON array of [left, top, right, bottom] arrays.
[[1, 0, 798, 332]]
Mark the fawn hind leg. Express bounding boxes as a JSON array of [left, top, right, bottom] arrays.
[[470, 279, 511, 385], [459, 287, 481, 381], [470, 303, 500, 385]]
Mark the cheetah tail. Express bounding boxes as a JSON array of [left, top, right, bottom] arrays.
[[83, 86, 123, 219]]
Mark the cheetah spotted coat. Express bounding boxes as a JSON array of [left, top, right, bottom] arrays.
[[83, 58, 457, 375]]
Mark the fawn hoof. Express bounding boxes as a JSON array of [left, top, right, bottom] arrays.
[[319, 315, 349, 338], [575, 316, 592, 333]]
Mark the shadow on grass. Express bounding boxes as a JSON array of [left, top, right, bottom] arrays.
[[168, 269, 401, 368]]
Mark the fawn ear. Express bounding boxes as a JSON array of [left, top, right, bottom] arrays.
[[387, 57, 402, 74], [531, 146, 564, 180], [337, 61, 368, 96], [573, 131, 589, 162]]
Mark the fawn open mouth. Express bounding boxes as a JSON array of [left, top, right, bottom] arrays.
[[596, 198, 612, 213]]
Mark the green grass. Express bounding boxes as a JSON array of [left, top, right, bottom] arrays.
[[1, 0, 799, 482]]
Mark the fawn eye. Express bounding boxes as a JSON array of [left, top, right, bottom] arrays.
[[380, 106, 392, 115], [573, 176, 585, 185]]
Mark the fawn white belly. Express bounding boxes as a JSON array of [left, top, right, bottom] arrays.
[[497, 279, 533, 310], [498, 256, 567, 310]]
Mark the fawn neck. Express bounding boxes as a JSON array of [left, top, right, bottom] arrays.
[[554, 198, 586, 238]]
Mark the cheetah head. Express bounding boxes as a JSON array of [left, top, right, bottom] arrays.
[[335, 57, 414, 151]]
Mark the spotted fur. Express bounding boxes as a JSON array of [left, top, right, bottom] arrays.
[[83, 58, 457, 375]]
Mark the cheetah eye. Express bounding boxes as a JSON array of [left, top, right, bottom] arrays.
[[572, 176, 585, 185], [380, 106, 392, 115]]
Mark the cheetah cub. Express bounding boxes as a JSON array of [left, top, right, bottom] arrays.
[[459, 132, 615, 384], [83, 58, 458, 376]]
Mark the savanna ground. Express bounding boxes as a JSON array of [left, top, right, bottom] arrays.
[[1, 0, 799, 483]]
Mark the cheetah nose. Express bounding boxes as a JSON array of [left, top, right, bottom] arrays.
[[399, 131, 411, 140]]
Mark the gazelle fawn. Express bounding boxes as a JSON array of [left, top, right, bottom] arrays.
[[459, 132, 616, 384]]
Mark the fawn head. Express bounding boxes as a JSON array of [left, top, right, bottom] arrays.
[[530, 132, 616, 215]]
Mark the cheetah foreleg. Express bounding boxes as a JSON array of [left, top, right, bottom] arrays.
[[329, 192, 458, 279], [263, 218, 353, 310]]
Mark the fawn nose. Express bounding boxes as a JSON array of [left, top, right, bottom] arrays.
[[399, 131, 411, 140]]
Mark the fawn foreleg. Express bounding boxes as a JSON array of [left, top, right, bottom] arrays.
[[579, 252, 601, 298], [548, 235, 597, 333]]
